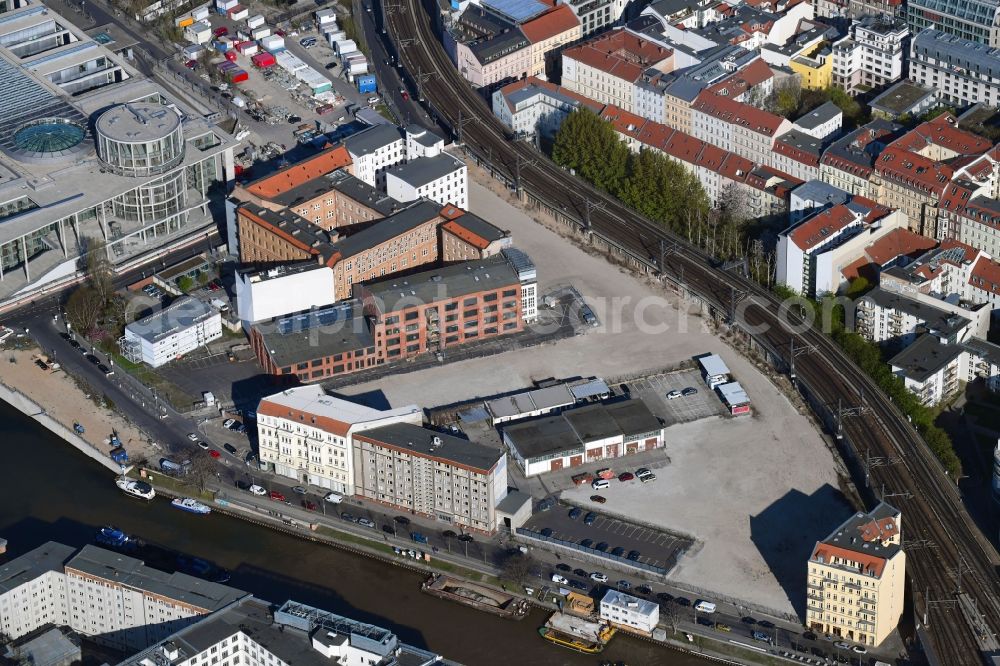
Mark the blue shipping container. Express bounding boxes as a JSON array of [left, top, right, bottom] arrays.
[[357, 75, 377, 93]]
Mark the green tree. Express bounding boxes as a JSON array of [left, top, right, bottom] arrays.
[[177, 275, 194, 293], [198, 271, 211, 286], [845, 276, 871, 298], [552, 109, 629, 195], [618, 149, 709, 235], [826, 87, 866, 128]]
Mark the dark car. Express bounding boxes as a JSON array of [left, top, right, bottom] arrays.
[[741, 616, 758, 625], [536, 497, 555, 511], [675, 597, 691, 606], [223, 443, 238, 455], [382, 525, 394, 534], [35, 359, 48, 370], [85, 354, 100, 364], [618, 472, 635, 482], [657, 592, 674, 603], [627, 550, 641, 561], [68, 339, 81, 349], [619, 383, 630, 395], [590, 495, 606, 503], [235, 480, 250, 490], [301, 500, 317, 511], [555, 563, 571, 572], [540, 527, 553, 537], [580, 538, 594, 548], [457, 534, 474, 542], [568, 507, 582, 520], [568, 580, 589, 591], [611, 546, 625, 557], [97, 363, 114, 376], [394, 516, 411, 525], [595, 541, 609, 552], [341, 512, 356, 522], [324, 62, 337, 69], [682, 387, 698, 396], [636, 585, 652, 595], [584, 512, 597, 525], [287, 115, 302, 124], [697, 617, 713, 627], [803, 631, 817, 641], [617, 580, 631, 590], [757, 620, 775, 629], [573, 568, 588, 578]]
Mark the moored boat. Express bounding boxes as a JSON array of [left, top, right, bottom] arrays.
[[116, 476, 155, 500], [171, 497, 211, 515], [538, 612, 614, 654], [95, 526, 131, 548]]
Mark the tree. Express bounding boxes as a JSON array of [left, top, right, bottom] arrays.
[[552, 108, 629, 195], [826, 86, 865, 128], [187, 450, 216, 494], [66, 286, 104, 335], [618, 149, 709, 236], [845, 276, 871, 298], [767, 80, 801, 117], [84, 236, 113, 305], [177, 275, 194, 293], [498, 551, 537, 585], [198, 271, 211, 286]]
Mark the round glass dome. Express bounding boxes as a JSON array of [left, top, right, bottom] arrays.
[[14, 119, 87, 154]]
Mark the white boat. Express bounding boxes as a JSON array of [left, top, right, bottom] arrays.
[[116, 476, 155, 500], [171, 498, 211, 515]]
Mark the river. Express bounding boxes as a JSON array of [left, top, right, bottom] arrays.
[[0, 399, 713, 666]]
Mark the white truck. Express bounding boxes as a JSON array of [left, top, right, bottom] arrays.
[[694, 600, 716, 613]]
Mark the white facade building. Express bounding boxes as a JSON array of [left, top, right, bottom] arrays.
[[564, 0, 628, 36], [0, 543, 74, 640], [256, 385, 422, 494], [343, 125, 406, 189], [385, 154, 468, 209], [121, 297, 222, 368], [910, 29, 1000, 107], [491, 77, 601, 139], [600, 590, 660, 634], [832, 17, 908, 94], [235, 263, 336, 326]]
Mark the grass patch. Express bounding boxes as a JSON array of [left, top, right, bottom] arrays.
[[105, 348, 197, 410], [686, 634, 788, 665], [129, 468, 215, 501], [376, 104, 395, 123]]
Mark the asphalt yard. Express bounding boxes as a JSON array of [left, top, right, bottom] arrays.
[[626, 369, 728, 425], [523, 496, 693, 575]]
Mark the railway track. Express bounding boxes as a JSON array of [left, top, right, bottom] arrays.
[[383, 3, 1000, 662]]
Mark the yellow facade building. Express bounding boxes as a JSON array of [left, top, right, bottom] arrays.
[[806, 502, 905, 647], [790, 42, 833, 90]]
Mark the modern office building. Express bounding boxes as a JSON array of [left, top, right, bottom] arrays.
[[806, 503, 905, 647], [121, 296, 222, 367], [256, 384, 421, 493], [906, 0, 1000, 45], [118, 598, 456, 666], [0, 3, 236, 309], [352, 423, 508, 533], [0, 542, 246, 654], [909, 30, 1000, 106], [385, 153, 468, 210]]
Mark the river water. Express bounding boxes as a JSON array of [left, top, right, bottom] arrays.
[[0, 400, 711, 666]]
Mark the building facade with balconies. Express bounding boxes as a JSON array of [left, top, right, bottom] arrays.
[[806, 502, 905, 647]]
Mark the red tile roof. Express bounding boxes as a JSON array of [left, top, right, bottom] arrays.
[[969, 255, 1000, 296], [562, 28, 673, 83], [520, 4, 579, 43], [441, 220, 491, 250], [237, 207, 321, 255], [692, 90, 787, 136], [858, 517, 899, 543], [706, 58, 773, 98], [890, 113, 992, 156], [789, 204, 861, 251], [875, 147, 953, 195], [939, 182, 1000, 230], [498, 76, 604, 114], [862, 227, 937, 266], [600, 105, 648, 138], [257, 399, 351, 436], [811, 543, 887, 578], [246, 145, 352, 199]]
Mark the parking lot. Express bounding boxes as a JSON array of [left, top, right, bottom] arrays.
[[522, 496, 693, 575], [626, 369, 728, 425]]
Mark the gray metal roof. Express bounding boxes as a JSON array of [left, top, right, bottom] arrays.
[[66, 545, 246, 612], [716, 381, 750, 405], [357, 422, 503, 471], [363, 253, 520, 315], [332, 200, 441, 259], [889, 333, 966, 382], [0, 542, 74, 595], [912, 28, 1000, 74], [343, 123, 404, 157], [963, 336, 1000, 366], [254, 301, 374, 368], [445, 211, 508, 243], [794, 101, 842, 130], [386, 153, 465, 189], [468, 28, 530, 63], [503, 414, 584, 460], [792, 179, 850, 206], [95, 103, 180, 143], [126, 297, 219, 344], [406, 125, 443, 148], [601, 589, 659, 616], [861, 287, 971, 339], [325, 169, 406, 216], [821, 119, 903, 171], [819, 501, 901, 562], [776, 129, 824, 157]]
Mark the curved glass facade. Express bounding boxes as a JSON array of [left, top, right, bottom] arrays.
[[110, 170, 186, 223], [96, 123, 185, 177]]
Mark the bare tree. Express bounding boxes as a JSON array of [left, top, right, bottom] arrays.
[[65, 286, 104, 335], [84, 236, 114, 305], [498, 551, 537, 585], [187, 450, 216, 494]]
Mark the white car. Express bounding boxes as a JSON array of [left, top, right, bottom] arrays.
[[357, 518, 376, 528], [324, 492, 344, 504], [590, 572, 608, 582], [223, 418, 236, 429], [851, 646, 867, 655], [666, 390, 682, 400], [248, 485, 266, 496], [186, 433, 199, 441], [551, 574, 569, 585]]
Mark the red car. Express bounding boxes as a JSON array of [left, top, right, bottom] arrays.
[[184, 59, 198, 69], [270, 490, 286, 501], [209, 450, 221, 458], [302, 500, 317, 511], [275, 29, 286, 36], [618, 472, 635, 482], [213, 27, 229, 37]]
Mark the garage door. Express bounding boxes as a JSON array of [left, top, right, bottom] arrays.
[[550, 458, 564, 471], [569, 455, 583, 467], [625, 442, 638, 454], [605, 443, 619, 458]]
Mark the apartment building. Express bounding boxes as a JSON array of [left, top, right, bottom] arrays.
[[838, 226, 939, 285], [231, 146, 354, 214], [938, 182, 1000, 258], [847, 0, 904, 19], [907, 0, 1000, 45], [236, 206, 338, 265], [870, 147, 952, 236], [315, 169, 407, 230], [386, 154, 469, 210], [119, 598, 452, 666], [600, 590, 660, 634], [492, 76, 604, 140], [564, 0, 628, 36], [343, 125, 407, 189], [792, 102, 843, 141], [235, 263, 336, 326], [352, 423, 507, 533], [357, 252, 532, 361], [776, 203, 903, 296], [889, 333, 966, 404], [121, 297, 223, 368], [445, 4, 532, 88], [439, 205, 512, 262], [806, 503, 905, 647], [789, 40, 834, 91], [691, 91, 792, 165], [256, 384, 422, 493], [854, 287, 984, 346], [820, 120, 903, 196], [519, 3, 581, 79], [910, 30, 1000, 106], [561, 28, 674, 113], [0, 542, 246, 654], [771, 130, 824, 182], [832, 17, 908, 94]]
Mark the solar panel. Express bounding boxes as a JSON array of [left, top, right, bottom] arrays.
[[481, 0, 549, 22], [275, 303, 356, 335]]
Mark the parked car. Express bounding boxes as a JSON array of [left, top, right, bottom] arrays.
[[223, 419, 236, 429], [248, 485, 266, 495], [611, 546, 625, 557], [551, 574, 569, 585], [594, 542, 609, 552], [617, 580, 631, 590], [752, 631, 771, 643], [340, 512, 356, 522], [98, 364, 114, 377], [627, 550, 641, 561], [555, 563, 571, 572], [584, 512, 597, 525], [357, 518, 376, 528], [590, 494, 606, 503], [568, 580, 589, 591], [540, 527, 553, 537], [222, 443, 237, 455], [636, 585, 653, 595], [324, 492, 344, 504], [580, 538, 594, 548], [209, 450, 221, 458], [269, 490, 285, 501], [666, 390, 682, 400], [292, 486, 307, 495], [213, 27, 228, 37], [197, 441, 209, 450], [618, 472, 634, 482], [715, 623, 731, 632], [590, 572, 608, 582], [851, 646, 867, 654], [682, 387, 698, 396], [568, 507, 582, 520], [187, 433, 199, 441], [184, 59, 198, 69], [536, 497, 555, 511], [573, 568, 587, 578], [302, 500, 317, 511]]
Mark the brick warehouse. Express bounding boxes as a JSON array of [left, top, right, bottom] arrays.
[[249, 251, 536, 383]]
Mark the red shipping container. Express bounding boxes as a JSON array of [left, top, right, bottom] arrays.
[[225, 50, 237, 62], [251, 52, 275, 68], [229, 69, 248, 83]]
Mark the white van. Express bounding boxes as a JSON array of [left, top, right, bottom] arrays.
[[592, 479, 610, 490], [694, 600, 717, 613]]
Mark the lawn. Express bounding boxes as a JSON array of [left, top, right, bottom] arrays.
[[104, 348, 197, 410]]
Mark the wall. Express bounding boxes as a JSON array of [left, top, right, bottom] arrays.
[[235, 266, 336, 324]]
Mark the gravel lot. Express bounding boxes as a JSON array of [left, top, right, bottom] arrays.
[[339, 172, 847, 617]]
